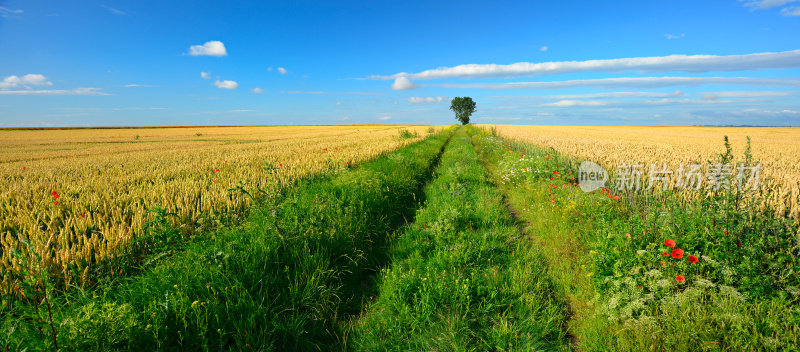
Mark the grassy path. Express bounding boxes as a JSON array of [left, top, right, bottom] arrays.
[[4, 128, 453, 351], [348, 127, 570, 350], [472, 127, 800, 351]]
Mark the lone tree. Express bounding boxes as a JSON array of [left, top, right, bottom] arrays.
[[450, 97, 476, 125]]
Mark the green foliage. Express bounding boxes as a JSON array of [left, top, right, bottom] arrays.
[[398, 128, 419, 139], [450, 97, 477, 125], [3, 129, 455, 351], [350, 128, 570, 350], [473, 126, 800, 351]]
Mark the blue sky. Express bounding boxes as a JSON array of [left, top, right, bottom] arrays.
[[1, 0, 799, 127]]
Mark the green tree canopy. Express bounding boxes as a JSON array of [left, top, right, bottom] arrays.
[[450, 97, 477, 125]]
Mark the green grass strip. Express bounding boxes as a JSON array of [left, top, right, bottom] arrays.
[[473, 128, 800, 351], [4, 128, 454, 351], [348, 127, 570, 351]]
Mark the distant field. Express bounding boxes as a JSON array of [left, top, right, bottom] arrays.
[[0, 125, 433, 291], [482, 125, 800, 222]]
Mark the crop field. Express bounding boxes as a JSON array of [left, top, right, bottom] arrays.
[[483, 125, 800, 222], [0, 125, 433, 292], [3, 125, 799, 351]]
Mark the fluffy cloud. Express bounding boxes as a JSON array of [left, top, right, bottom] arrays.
[[252, 87, 264, 93], [378, 116, 392, 120], [543, 91, 684, 99], [0, 88, 108, 95], [407, 96, 448, 103], [372, 50, 800, 80], [437, 76, 800, 90], [0, 74, 53, 89], [277, 67, 288, 74], [188, 41, 227, 57], [201, 71, 211, 79], [740, 0, 797, 9], [391, 76, 418, 90], [702, 90, 794, 100], [0, 6, 23, 17], [540, 46, 548, 52], [781, 5, 800, 15], [213, 80, 238, 89], [664, 33, 685, 39]]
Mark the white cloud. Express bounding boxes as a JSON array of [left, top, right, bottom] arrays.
[[378, 116, 392, 120], [188, 41, 227, 57], [407, 96, 449, 103], [0, 74, 53, 89], [372, 50, 800, 80], [540, 46, 548, 52], [213, 80, 238, 89], [100, 5, 126, 15], [252, 87, 264, 93], [781, 5, 800, 14], [664, 33, 685, 39], [201, 71, 211, 79], [741, 0, 798, 9], [540, 100, 607, 107], [0, 88, 109, 96], [0, 6, 23, 17], [702, 90, 794, 100], [277, 67, 288, 74], [391, 76, 418, 90], [436, 76, 800, 90], [542, 91, 684, 99]]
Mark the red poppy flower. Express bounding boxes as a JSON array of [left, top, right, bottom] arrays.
[[213, 169, 219, 173], [212, 180, 217, 184], [625, 233, 631, 238], [675, 275, 685, 283], [51, 191, 60, 199], [553, 171, 559, 174], [688, 255, 698, 264], [279, 163, 283, 167], [662, 251, 669, 256], [54, 201, 59, 205], [664, 239, 676, 248], [23, 166, 26, 170], [550, 176, 554, 180], [323, 148, 328, 151], [81, 213, 86, 218], [671, 248, 684, 259], [607, 194, 612, 198], [613, 196, 619, 200]]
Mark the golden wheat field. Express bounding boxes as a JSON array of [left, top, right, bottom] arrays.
[[483, 125, 800, 222], [0, 125, 432, 290]]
